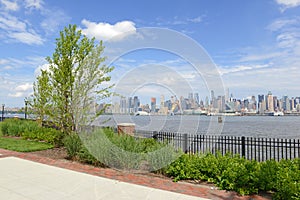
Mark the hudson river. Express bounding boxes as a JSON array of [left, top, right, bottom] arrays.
[[94, 115, 300, 139]]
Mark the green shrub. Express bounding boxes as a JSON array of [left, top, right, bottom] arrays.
[[273, 159, 300, 199], [258, 159, 279, 191], [77, 146, 104, 167], [21, 125, 63, 146], [77, 128, 177, 170], [1, 119, 26, 136], [164, 153, 300, 197], [218, 158, 260, 195], [165, 154, 202, 182], [63, 133, 82, 159]]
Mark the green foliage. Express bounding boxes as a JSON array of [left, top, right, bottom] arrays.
[[31, 70, 52, 125], [0, 137, 53, 152], [63, 128, 178, 171], [258, 159, 279, 191], [164, 153, 300, 197], [1, 119, 25, 137], [273, 159, 300, 200], [22, 127, 63, 146], [1, 119, 63, 146], [31, 24, 114, 135], [63, 133, 82, 159], [77, 147, 104, 167]]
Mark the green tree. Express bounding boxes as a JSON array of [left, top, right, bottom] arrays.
[[31, 70, 52, 126], [33, 24, 114, 134]]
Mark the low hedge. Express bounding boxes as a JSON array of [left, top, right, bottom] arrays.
[[164, 153, 300, 199], [1, 118, 63, 146]]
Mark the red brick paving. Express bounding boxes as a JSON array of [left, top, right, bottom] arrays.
[[0, 148, 271, 200]]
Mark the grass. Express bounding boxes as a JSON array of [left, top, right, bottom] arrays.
[[0, 136, 53, 152]]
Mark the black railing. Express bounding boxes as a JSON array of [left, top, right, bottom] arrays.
[[135, 131, 300, 161]]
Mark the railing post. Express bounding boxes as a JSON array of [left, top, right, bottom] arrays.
[[242, 136, 246, 158], [153, 131, 158, 141], [183, 133, 188, 153]]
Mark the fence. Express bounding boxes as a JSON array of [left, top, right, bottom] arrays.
[[135, 131, 300, 161]]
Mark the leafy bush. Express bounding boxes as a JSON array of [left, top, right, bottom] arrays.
[[77, 147, 104, 167], [68, 128, 178, 171], [258, 159, 279, 191], [164, 153, 300, 197], [1, 119, 63, 146], [63, 133, 82, 159], [1, 118, 29, 136], [273, 159, 300, 200]]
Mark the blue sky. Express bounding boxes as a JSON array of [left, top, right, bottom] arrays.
[[1, 0, 300, 107]]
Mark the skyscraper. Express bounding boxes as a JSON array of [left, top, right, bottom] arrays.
[[267, 91, 274, 112], [151, 97, 156, 112], [194, 93, 199, 105], [133, 96, 140, 112]]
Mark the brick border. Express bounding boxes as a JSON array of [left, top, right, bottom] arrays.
[[0, 148, 270, 200]]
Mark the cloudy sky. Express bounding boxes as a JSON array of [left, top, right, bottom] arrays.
[[0, 0, 300, 107]]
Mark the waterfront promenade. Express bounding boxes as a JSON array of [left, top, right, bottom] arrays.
[[0, 148, 270, 200]]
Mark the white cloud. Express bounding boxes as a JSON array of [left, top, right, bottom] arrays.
[[8, 83, 33, 98], [34, 63, 50, 77], [1, 65, 12, 70], [154, 16, 204, 27], [275, 0, 300, 10], [1, 0, 19, 11], [219, 64, 270, 75], [0, 13, 44, 45], [81, 20, 137, 41], [276, 32, 300, 48], [0, 58, 8, 64], [9, 31, 43, 45], [8, 91, 24, 97], [0, 14, 26, 31], [40, 9, 70, 34], [15, 83, 32, 91], [187, 16, 203, 23], [267, 18, 299, 31], [238, 52, 283, 62], [24, 0, 43, 10]]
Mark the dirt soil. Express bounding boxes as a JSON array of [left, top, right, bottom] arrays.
[[29, 147, 68, 160]]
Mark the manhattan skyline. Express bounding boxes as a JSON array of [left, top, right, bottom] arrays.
[[111, 90, 300, 115]]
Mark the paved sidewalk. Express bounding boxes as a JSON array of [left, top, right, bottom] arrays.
[[0, 149, 270, 200], [0, 157, 208, 200]]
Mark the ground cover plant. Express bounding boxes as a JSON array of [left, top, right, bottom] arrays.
[[163, 153, 300, 199], [1, 119, 63, 146]]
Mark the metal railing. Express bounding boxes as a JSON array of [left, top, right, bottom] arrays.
[[135, 131, 300, 161]]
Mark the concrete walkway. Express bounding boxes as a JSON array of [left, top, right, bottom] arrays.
[[0, 157, 208, 200]]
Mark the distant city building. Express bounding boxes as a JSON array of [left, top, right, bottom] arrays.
[[150, 97, 156, 112], [110, 90, 300, 115], [133, 96, 140, 112], [194, 93, 200, 105], [267, 91, 274, 112]]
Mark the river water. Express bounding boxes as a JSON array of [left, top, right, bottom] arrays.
[[93, 115, 300, 139]]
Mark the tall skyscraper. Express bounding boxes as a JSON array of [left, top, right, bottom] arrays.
[[128, 97, 133, 113], [133, 96, 140, 112], [282, 95, 289, 111], [120, 97, 127, 113], [194, 93, 199, 105], [188, 93, 193, 102], [267, 91, 274, 112], [151, 97, 156, 112]]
